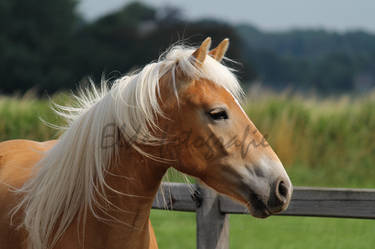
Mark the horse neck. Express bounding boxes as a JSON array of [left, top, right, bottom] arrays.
[[107, 147, 168, 214], [79, 145, 168, 249]]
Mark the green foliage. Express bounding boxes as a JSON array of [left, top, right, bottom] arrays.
[[0, 1, 250, 94], [6, 1, 375, 94], [0, 93, 68, 141], [238, 25, 375, 92], [68, 3, 249, 86], [237, 26, 375, 58], [0, 0, 80, 93]]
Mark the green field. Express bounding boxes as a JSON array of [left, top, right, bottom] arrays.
[[151, 210, 375, 249], [1, 91, 375, 248]]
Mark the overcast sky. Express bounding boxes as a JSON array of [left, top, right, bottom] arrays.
[[78, 0, 375, 32]]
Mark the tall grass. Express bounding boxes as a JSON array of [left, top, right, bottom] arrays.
[[245, 88, 375, 187], [1, 90, 374, 187], [0, 93, 69, 141]]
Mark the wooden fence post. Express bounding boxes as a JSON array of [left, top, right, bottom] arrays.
[[196, 183, 229, 249]]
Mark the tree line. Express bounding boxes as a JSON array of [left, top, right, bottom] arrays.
[[1, 0, 374, 94]]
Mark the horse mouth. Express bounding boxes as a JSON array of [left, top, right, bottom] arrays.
[[246, 193, 272, 218]]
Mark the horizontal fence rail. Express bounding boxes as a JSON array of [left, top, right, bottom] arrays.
[[152, 182, 375, 249], [153, 182, 375, 219]]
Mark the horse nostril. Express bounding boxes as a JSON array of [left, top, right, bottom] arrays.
[[276, 180, 288, 202], [267, 178, 292, 214]]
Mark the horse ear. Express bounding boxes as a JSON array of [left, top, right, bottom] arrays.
[[191, 37, 212, 67], [209, 38, 229, 62]]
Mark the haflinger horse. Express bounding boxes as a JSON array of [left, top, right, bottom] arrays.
[[0, 37, 292, 249]]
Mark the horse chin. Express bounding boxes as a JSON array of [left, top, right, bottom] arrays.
[[248, 206, 271, 219], [245, 194, 272, 219]]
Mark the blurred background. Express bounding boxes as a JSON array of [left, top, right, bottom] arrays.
[[1, 0, 375, 248]]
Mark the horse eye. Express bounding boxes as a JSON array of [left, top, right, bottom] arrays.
[[207, 108, 228, 121]]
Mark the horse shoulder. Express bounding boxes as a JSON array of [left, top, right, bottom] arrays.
[[0, 139, 57, 186], [0, 139, 56, 248]]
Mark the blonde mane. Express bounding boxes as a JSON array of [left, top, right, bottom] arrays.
[[13, 44, 243, 249]]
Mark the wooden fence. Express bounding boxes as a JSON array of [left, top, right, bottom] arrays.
[[152, 182, 375, 249]]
